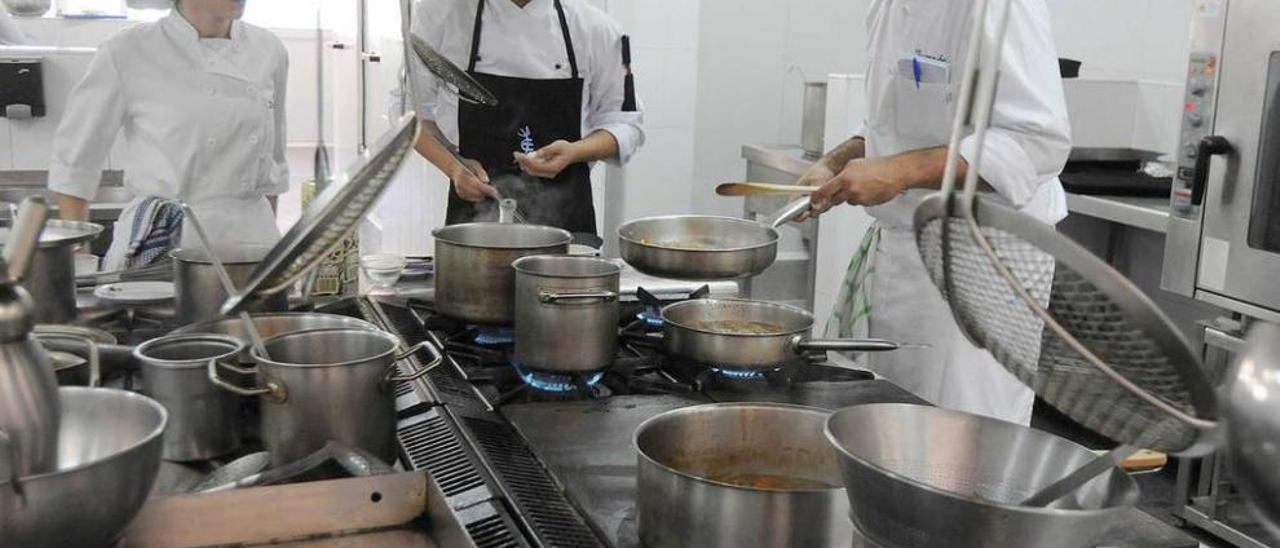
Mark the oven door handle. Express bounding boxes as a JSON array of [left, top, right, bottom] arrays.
[[1191, 135, 1232, 206]]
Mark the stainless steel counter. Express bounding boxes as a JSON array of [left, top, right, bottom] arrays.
[[741, 143, 817, 177], [1066, 193, 1170, 233]]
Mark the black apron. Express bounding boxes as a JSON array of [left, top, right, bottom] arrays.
[[446, 0, 597, 237]]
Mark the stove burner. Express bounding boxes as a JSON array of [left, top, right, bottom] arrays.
[[636, 310, 664, 327], [710, 367, 769, 380], [633, 285, 711, 329], [514, 364, 605, 394], [473, 326, 515, 346]]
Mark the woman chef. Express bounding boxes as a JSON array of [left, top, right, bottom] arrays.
[[799, 0, 1071, 425], [410, 0, 644, 239], [49, 0, 287, 270]]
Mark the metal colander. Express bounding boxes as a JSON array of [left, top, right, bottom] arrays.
[[905, 0, 1217, 457], [913, 195, 1218, 455]]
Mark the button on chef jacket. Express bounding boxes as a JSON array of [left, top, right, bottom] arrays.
[[48, 13, 288, 268], [409, 0, 645, 165], [852, 0, 1071, 425]]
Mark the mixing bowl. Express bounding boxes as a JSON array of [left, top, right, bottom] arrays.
[[0, 387, 167, 547]]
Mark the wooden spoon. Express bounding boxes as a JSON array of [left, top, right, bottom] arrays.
[[716, 182, 821, 197]]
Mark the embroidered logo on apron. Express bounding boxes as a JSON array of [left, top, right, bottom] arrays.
[[518, 126, 536, 154]]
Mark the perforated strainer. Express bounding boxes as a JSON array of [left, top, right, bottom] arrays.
[[911, 0, 1218, 456]]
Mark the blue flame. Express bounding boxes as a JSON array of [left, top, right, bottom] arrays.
[[473, 326, 515, 346], [711, 368, 765, 380], [637, 310, 664, 327], [516, 365, 605, 393]]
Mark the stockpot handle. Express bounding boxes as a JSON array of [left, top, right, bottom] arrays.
[[35, 333, 101, 387], [538, 289, 618, 304], [791, 336, 902, 353], [385, 340, 444, 383], [207, 358, 286, 401]]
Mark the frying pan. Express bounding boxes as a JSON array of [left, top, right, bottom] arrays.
[[661, 299, 903, 371], [618, 198, 809, 280]]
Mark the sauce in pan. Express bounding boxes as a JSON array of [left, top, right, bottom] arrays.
[[684, 319, 787, 335], [705, 472, 840, 490]]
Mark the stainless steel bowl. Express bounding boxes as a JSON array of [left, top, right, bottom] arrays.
[[0, 387, 167, 546], [825, 404, 1140, 548], [635, 403, 852, 548]]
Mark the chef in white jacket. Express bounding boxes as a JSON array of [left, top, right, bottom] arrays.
[[798, 0, 1071, 425], [49, 0, 287, 270]]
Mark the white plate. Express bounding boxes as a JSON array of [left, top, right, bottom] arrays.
[[94, 281, 176, 305]]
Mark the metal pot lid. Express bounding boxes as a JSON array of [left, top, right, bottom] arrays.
[[0, 220, 104, 249], [220, 113, 419, 317]]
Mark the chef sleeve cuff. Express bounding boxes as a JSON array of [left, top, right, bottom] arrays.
[[47, 163, 102, 201], [590, 120, 645, 166], [263, 163, 290, 195], [958, 130, 1041, 209]]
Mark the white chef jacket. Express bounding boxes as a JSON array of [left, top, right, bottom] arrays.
[[0, 10, 25, 45], [409, 0, 644, 165], [859, 0, 1071, 228], [48, 12, 288, 268], [852, 0, 1071, 425]]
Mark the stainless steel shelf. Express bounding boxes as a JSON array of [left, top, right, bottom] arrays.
[[1065, 193, 1171, 233]]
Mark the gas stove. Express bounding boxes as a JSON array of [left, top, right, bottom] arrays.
[[323, 293, 923, 548]]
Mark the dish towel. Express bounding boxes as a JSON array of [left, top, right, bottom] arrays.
[[122, 197, 184, 269], [824, 224, 881, 359]]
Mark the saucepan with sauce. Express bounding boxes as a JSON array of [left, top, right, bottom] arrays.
[[634, 402, 852, 548], [661, 298, 905, 371]]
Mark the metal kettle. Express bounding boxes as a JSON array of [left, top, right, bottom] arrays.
[[0, 198, 60, 478]]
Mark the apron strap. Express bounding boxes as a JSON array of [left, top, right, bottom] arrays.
[[467, 0, 486, 72], [467, 0, 579, 79], [552, 0, 579, 79]]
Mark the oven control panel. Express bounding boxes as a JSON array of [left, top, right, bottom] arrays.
[[1171, 53, 1220, 219]]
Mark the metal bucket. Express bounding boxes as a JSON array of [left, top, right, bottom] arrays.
[[135, 334, 244, 462], [825, 404, 1141, 548], [513, 256, 620, 373], [635, 403, 852, 548], [211, 328, 441, 466]]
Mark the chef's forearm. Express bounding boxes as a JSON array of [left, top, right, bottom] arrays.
[[414, 119, 468, 179], [891, 146, 988, 192], [819, 137, 867, 172], [569, 130, 620, 164], [54, 192, 90, 222]]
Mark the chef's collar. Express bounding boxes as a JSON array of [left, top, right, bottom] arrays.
[[162, 10, 247, 52]]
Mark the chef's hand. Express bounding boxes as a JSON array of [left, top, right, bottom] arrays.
[[514, 140, 578, 179], [793, 161, 837, 222], [806, 157, 908, 218], [452, 159, 500, 202]]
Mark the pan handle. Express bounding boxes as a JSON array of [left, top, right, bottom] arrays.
[[539, 289, 618, 304], [766, 197, 812, 229], [792, 336, 902, 353]]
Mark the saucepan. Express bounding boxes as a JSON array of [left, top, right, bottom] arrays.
[[661, 298, 903, 371], [618, 197, 809, 280], [634, 402, 851, 548]]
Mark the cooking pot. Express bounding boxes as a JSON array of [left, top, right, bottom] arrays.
[[171, 246, 288, 326], [1, 220, 103, 323], [135, 334, 244, 462], [173, 312, 379, 365], [432, 223, 572, 324], [208, 328, 442, 466], [513, 255, 620, 373], [634, 402, 852, 548], [661, 299, 903, 371]]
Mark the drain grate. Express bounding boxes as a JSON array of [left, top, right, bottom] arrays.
[[398, 411, 486, 498], [467, 514, 522, 548], [462, 417, 603, 548]]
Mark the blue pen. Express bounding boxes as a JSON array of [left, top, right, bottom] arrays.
[[912, 56, 922, 89]]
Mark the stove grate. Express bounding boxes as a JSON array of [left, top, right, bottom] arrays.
[[462, 417, 603, 548]]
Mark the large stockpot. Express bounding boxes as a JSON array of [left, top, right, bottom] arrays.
[[617, 198, 807, 280], [0, 387, 166, 547], [134, 334, 244, 462], [432, 223, 572, 324], [171, 246, 288, 326], [634, 403, 851, 548], [1, 220, 103, 323], [825, 404, 1141, 548], [661, 299, 902, 371], [209, 328, 442, 466], [513, 256, 620, 373], [173, 312, 379, 365]]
